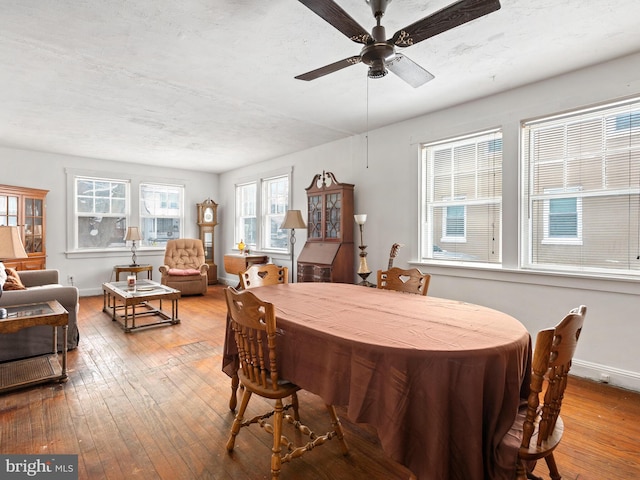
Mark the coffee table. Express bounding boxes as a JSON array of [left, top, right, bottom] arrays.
[[102, 279, 181, 333], [0, 300, 68, 393]]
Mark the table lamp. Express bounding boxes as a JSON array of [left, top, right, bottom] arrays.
[[280, 210, 307, 282], [124, 226, 142, 267], [354, 214, 373, 287], [0, 226, 29, 318]]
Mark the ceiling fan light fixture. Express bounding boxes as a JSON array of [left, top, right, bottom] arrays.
[[368, 61, 388, 79]]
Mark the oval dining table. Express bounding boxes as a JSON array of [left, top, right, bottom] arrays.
[[222, 282, 531, 480]]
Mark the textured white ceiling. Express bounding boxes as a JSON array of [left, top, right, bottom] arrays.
[[1, 0, 639, 173]]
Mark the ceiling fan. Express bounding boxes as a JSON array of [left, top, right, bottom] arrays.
[[295, 0, 501, 87]]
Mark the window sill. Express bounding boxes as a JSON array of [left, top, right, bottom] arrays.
[[65, 247, 164, 259], [409, 260, 640, 295]]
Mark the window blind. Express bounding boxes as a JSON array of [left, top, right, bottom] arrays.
[[522, 97, 640, 275], [421, 129, 502, 263]]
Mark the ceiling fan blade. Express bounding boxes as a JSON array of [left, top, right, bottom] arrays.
[[298, 0, 372, 44], [390, 0, 501, 47], [295, 56, 362, 81], [386, 54, 435, 88]]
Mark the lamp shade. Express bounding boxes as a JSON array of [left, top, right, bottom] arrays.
[[280, 210, 307, 230], [354, 214, 367, 225], [0, 226, 28, 260], [124, 226, 142, 241]]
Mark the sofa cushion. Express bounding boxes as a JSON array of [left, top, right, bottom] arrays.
[[3, 267, 26, 290], [167, 268, 201, 276]]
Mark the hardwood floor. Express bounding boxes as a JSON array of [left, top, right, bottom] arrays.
[[1, 285, 639, 479]]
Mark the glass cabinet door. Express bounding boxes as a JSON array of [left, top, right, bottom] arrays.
[[0, 195, 19, 226], [308, 195, 322, 239], [23, 197, 44, 254], [324, 192, 342, 239]]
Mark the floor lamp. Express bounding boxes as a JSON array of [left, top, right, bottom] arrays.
[[0, 226, 29, 319], [280, 210, 307, 283], [354, 214, 374, 287]]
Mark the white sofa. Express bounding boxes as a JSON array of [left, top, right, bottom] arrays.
[[0, 269, 80, 362]]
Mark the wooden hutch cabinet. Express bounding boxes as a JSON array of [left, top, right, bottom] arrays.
[[297, 171, 354, 283], [0, 184, 48, 271]]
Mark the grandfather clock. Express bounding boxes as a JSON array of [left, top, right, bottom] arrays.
[[197, 198, 218, 285]]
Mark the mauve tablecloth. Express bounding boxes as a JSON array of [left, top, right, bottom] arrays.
[[222, 283, 531, 480]]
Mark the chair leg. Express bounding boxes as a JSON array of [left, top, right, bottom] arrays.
[[271, 398, 285, 479], [229, 373, 239, 411], [515, 459, 527, 480], [226, 388, 252, 452], [544, 453, 561, 480], [325, 404, 349, 455], [291, 393, 300, 421]]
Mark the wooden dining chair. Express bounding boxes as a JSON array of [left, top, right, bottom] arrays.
[[376, 267, 431, 296], [227, 263, 289, 410], [224, 287, 349, 479], [516, 305, 587, 480], [239, 263, 288, 289]]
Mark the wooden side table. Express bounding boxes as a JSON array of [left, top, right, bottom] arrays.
[[114, 264, 153, 281], [223, 254, 269, 288], [0, 300, 69, 393]]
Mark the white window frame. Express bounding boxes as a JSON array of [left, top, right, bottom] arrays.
[[262, 175, 289, 251], [521, 96, 640, 276], [420, 129, 502, 263], [139, 182, 184, 247], [234, 167, 292, 253], [73, 175, 130, 251], [541, 188, 583, 245], [66, 169, 186, 256], [441, 200, 467, 243], [235, 181, 258, 248]]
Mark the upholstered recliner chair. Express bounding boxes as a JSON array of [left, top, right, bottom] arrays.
[[159, 239, 209, 295]]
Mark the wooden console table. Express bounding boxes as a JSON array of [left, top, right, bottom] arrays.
[[0, 300, 69, 393], [223, 253, 269, 287]]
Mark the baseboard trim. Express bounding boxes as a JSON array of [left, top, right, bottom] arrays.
[[571, 359, 640, 392]]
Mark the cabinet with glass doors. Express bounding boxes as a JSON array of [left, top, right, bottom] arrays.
[[297, 172, 354, 283], [0, 184, 48, 271]]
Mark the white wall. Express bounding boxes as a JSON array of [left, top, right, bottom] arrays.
[[2, 52, 638, 391], [0, 147, 218, 294], [219, 51, 640, 391]]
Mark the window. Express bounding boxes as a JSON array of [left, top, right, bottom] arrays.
[[236, 182, 257, 246], [420, 129, 502, 263], [522, 97, 640, 275], [262, 175, 289, 250], [74, 176, 128, 249], [139, 183, 184, 247], [69, 172, 186, 253], [235, 171, 290, 252], [443, 203, 466, 241], [542, 188, 583, 245], [548, 198, 578, 237]]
